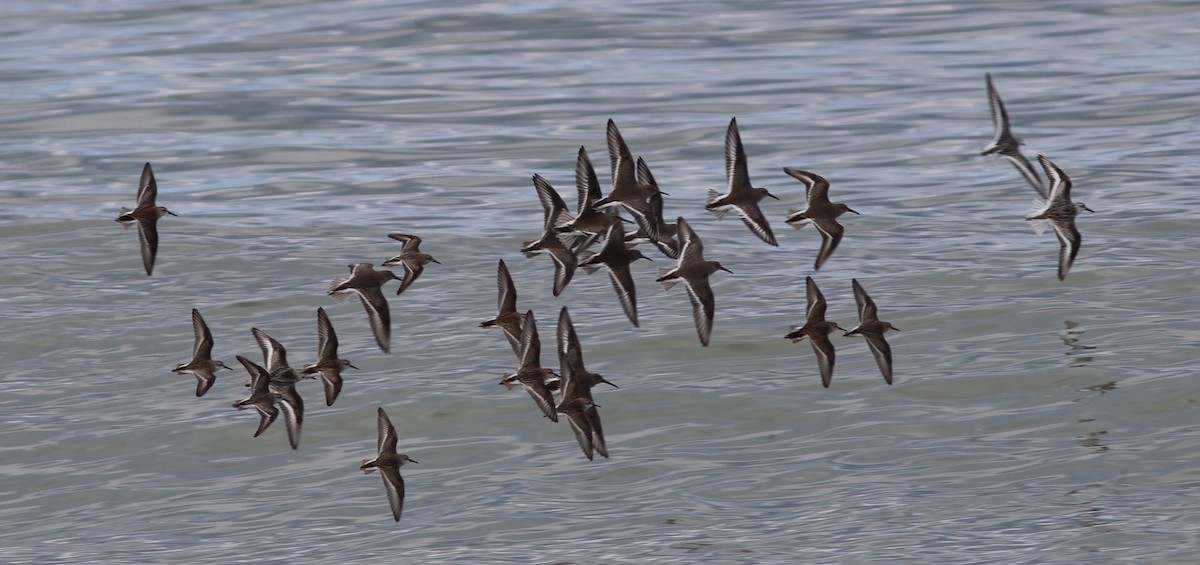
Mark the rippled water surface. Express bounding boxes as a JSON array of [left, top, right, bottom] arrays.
[[3, 1, 1200, 562]]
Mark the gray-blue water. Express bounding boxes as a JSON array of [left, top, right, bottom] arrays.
[[3, 1, 1199, 562]]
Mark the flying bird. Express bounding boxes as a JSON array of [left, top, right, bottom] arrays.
[[843, 279, 899, 385], [783, 168, 858, 270], [521, 174, 578, 297], [172, 308, 231, 397], [499, 310, 560, 422], [329, 263, 399, 353], [360, 407, 418, 522], [556, 146, 623, 254], [233, 355, 300, 450], [115, 162, 177, 275], [579, 221, 653, 327], [479, 259, 523, 357], [655, 217, 731, 347], [981, 73, 1046, 197], [706, 117, 779, 246], [784, 276, 846, 388], [625, 161, 680, 259], [382, 233, 440, 296], [300, 307, 358, 406], [249, 327, 305, 443], [1026, 155, 1093, 280], [555, 306, 616, 459], [593, 119, 661, 242]]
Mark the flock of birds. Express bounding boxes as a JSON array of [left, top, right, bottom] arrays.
[[116, 74, 1089, 522]]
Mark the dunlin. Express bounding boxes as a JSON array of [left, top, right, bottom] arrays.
[[706, 117, 779, 246], [172, 308, 231, 397], [655, 217, 731, 347], [556, 306, 615, 459], [625, 160, 680, 259], [843, 279, 898, 385], [579, 221, 653, 327], [530, 172, 575, 234], [250, 327, 298, 382], [382, 233, 440, 296], [521, 174, 578, 297], [785, 276, 846, 388], [499, 310, 559, 422], [783, 168, 858, 270], [555, 306, 618, 393], [556, 146, 622, 253], [300, 307, 358, 406], [115, 162, 177, 276], [593, 119, 660, 242], [233, 355, 300, 450], [328, 263, 398, 353], [479, 259, 523, 356], [556, 395, 599, 461], [360, 407, 417, 522], [982, 73, 1046, 197], [250, 327, 305, 435], [626, 190, 679, 259], [1026, 155, 1093, 281]]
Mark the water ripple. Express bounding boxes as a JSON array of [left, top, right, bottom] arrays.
[[3, 0, 1200, 562]]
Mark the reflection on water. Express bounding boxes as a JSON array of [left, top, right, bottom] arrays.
[[1079, 381, 1117, 395], [1076, 422, 1109, 453], [1062, 320, 1098, 368]]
